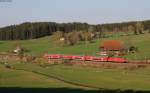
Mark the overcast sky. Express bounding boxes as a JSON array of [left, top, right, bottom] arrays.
[[0, 0, 150, 27]]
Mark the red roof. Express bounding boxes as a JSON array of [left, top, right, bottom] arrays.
[[101, 40, 123, 50]]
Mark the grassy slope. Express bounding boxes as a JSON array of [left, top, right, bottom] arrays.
[[122, 33, 150, 60], [0, 34, 150, 59], [0, 33, 150, 59], [0, 65, 81, 88], [10, 63, 150, 90], [0, 33, 150, 91]]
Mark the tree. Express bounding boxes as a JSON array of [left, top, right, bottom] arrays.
[[135, 22, 144, 34], [82, 31, 93, 44], [127, 25, 135, 35], [0, 20, 150, 40], [52, 31, 65, 46], [101, 27, 107, 38], [64, 31, 81, 46]]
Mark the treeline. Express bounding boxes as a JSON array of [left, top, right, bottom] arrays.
[[0, 22, 89, 40], [0, 20, 150, 40]]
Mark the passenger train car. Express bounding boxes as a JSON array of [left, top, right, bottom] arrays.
[[44, 54, 128, 63]]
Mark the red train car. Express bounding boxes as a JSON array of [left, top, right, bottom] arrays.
[[84, 56, 94, 61], [92, 57, 101, 62], [47, 54, 62, 59], [107, 57, 127, 63], [72, 55, 85, 61], [63, 55, 74, 60], [44, 53, 128, 63]]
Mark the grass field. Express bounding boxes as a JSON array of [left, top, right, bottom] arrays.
[[0, 33, 150, 92], [0, 64, 82, 88], [2, 62, 149, 90], [0, 33, 150, 60]]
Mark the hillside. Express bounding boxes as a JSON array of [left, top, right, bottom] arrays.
[[2, 62, 150, 90], [0, 20, 150, 40], [0, 64, 82, 88], [0, 32, 150, 92], [0, 33, 150, 60]]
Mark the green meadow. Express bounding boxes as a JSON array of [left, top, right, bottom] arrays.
[[1, 62, 150, 90], [0, 33, 150, 60], [0, 33, 150, 92]]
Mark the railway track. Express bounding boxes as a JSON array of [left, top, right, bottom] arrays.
[[127, 61, 150, 65], [45, 54, 150, 66]]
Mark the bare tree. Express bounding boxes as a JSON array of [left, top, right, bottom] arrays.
[[52, 31, 65, 46], [64, 31, 81, 46], [128, 25, 135, 35], [135, 22, 144, 34]]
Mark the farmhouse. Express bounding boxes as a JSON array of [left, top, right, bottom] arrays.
[[100, 40, 124, 56]]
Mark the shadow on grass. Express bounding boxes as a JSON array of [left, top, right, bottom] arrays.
[[0, 87, 149, 93]]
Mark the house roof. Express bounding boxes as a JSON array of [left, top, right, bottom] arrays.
[[100, 40, 123, 50]]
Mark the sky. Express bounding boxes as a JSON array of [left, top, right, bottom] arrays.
[[0, 0, 150, 27]]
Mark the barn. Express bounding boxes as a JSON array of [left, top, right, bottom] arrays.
[[100, 40, 124, 56]]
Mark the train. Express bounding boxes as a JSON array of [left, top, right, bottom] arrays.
[[43, 54, 128, 63]]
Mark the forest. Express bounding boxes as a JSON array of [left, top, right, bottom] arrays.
[[0, 20, 150, 40]]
